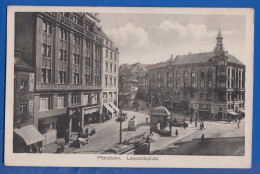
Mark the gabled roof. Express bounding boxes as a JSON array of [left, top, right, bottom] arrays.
[[174, 52, 245, 66]]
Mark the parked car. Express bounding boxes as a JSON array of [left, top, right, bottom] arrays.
[[128, 118, 139, 131], [117, 112, 128, 122], [75, 133, 89, 148], [172, 121, 188, 128]]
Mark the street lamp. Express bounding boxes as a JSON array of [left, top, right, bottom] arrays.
[[195, 109, 198, 127], [119, 100, 123, 144]]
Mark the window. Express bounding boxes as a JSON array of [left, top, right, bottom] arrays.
[[184, 71, 188, 77], [85, 40, 92, 85], [201, 71, 205, 78], [57, 95, 65, 108], [114, 77, 117, 86], [208, 70, 213, 77], [200, 81, 205, 88], [40, 95, 52, 111], [106, 50, 108, 57], [207, 93, 212, 101], [73, 35, 81, 84], [83, 93, 89, 105], [42, 21, 52, 83], [228, 68, 230, 77], [183, 81, 188, 88], [20, 77, 28, 90], [110, 77, 112, 86], [114, 54, 117, 61], [59, 71, 66, 84], [105, 76, 108, 86], [220, 70, 226, 76], [191, 92, 195, 99], [114, 64, 117, 73], [232, 69, 235, 78], [208, 81, 212, 88], [176, 81, 180, 88], [71, 93, 80, 105], [19, 104, 27, 115], [191, 81, 196, 88], [110, 63, 112, 72], [200, 93, 204, 100], [191, 72, 195, 77], [110, 52, 112, 59], [176, 71, 180, 77]]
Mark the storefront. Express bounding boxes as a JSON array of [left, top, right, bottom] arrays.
[[198, 109, 211, 120], [103, 103, 115, 118], [38, 116, 57, 145], [83, 107, 100, 126], [13, 125, 45, 153]]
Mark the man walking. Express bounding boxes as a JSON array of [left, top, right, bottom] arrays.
[[238, 121, 240, 128]]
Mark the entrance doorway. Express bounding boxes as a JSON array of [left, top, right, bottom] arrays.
[[56, 115, 68, 138], [71, 117, 79, 132]]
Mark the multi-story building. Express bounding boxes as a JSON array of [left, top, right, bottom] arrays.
[[13, 49, 45, 152], [118, 68, 138, 106], [15, 12, 116, 145], [100, 30, 120, 118], [147, 30, 245, 121]]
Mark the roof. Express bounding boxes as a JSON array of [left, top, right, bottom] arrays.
[[150, 106, 171, 116], [13, 125, 45, 145], [174, 52, 244, 65]]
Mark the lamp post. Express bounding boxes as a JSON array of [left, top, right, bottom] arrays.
[[119, 100, 123, 144], [195, 109, 198, 127]]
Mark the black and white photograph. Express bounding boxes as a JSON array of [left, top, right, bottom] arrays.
[[5, 6, 254, 168]]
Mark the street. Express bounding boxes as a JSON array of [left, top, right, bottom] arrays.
[[66, 111, 150, 154], [153, 119, 245, 155], [64, 108, 245, 156]]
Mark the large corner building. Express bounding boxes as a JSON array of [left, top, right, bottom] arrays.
[[14, 12, 119, 146]]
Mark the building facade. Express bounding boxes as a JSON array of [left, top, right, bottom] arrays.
[[15, 12, 118, 145], [100, 31, 120, 118], [146, 30, 245, 121]]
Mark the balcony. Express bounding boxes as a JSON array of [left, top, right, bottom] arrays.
[[181, 87, 197, 91], [36, 83, 102, 91]]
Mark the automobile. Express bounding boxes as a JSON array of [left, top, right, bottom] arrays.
[[117, 112, 128, 122], [75, 133, 89, 148], [128, 118, 139, 131], [171, 121, 188, 128]]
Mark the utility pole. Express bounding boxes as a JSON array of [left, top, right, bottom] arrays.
[[119, 101, 122, 144]]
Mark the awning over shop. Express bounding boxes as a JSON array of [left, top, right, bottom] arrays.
[[240, 110, 245, 114], [13, 125, 45, 145], [108, 102, 120, 113], [228, 111, 239, 116], [104, 103, 115, 114]]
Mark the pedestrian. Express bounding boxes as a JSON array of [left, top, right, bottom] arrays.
[[200, 123, 202, 130], [201, 134, 205, 143], [238, 121, 240, 128], [202, 122, 205, 129], [190, 117, 193, 124], [175, 129, 179, 137]]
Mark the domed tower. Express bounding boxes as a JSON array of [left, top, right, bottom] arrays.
[[214, 28, 226, 56]]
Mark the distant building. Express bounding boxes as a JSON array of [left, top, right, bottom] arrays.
[[147, 30, 245, 121], [100, 30, 120, 118], [118, 67, 139, 105], [15, 12, 118, 145]]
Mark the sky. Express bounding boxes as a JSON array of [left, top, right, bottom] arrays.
[[99, 13, 246, 65]]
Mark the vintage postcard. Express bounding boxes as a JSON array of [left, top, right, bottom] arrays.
[[5, 6, 254, 168]]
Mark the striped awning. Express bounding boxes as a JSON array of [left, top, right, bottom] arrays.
[[14, 125, 45, 145], [104, 103, 115, 113]]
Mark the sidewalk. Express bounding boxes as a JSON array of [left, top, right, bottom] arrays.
[[42, 117, 116, 153], [84, 116, 116, 133], [150, 124, 199, 153]]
